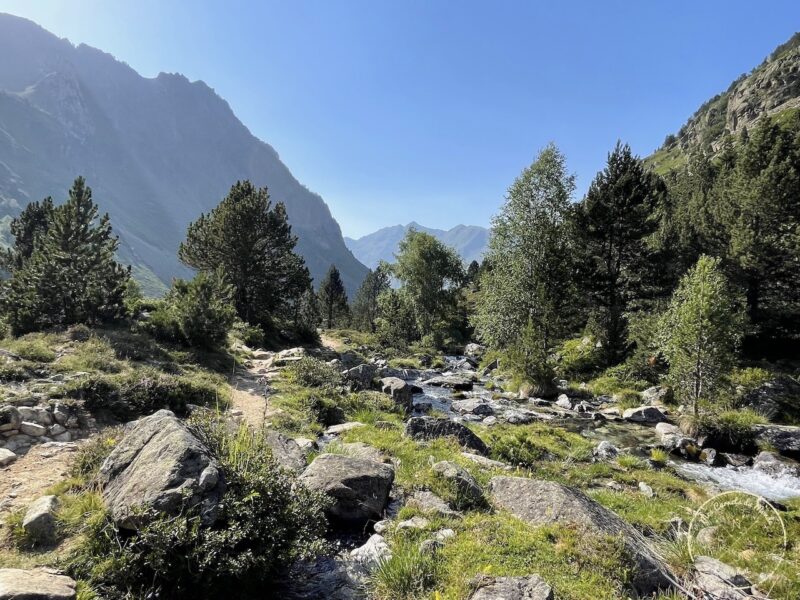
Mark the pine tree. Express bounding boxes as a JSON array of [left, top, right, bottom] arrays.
[[293, 287, 321, 341], [1, 197, 55, 271], [351, 264, 390, 332], [3, 177, 130, 333], [317, 265, 350, 329], [178, 181, 311, 332], [659, 255, 744, 415], [473, 144, 576, 369], [575, 142, 668, 365]]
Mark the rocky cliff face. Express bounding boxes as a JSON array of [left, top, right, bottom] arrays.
[[0, 13, 368, 295], [650, 32, 800, 172]]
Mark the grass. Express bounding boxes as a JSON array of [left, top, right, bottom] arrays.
[[370, 537, 440, 600], [649, 448, 669, 466], [2, 334, 59, 362], [485, 423, 595, 467], [56, 336, 124, 373]]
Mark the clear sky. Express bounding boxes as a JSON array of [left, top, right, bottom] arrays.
[[3, 1, 800, 237]]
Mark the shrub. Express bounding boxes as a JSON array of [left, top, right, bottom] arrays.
[[58, 336, 123, 373], [0, 359, 36, 381], [71, 429, 122, 480], [555, 335, 603, 378], [730, 367, 774, 395], [231, 320, 265, 348], [287, 357, 343, 390], [339, 391, 398, 416], [67, 324, 92, 342], [698, 409, 766, 452], [4, 336, 57, 362], [68, 415, 329, 599]]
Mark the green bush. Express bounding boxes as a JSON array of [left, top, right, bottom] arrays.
[[65, 367, 229, 419], [68, 415, 329, 599], [698, 409, 767, 452], [730, 367, 774, 394], [0, 359, 37, 381], [4, 336, 57, 362], [287, 357, 343, 390], [555, 335, 603, 378], [58, 336, 123, 373], [231, 320, 265, 348]]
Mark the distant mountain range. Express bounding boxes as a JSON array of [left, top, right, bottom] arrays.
[[345, 222, 489, 270], [0, 13, 368, 296]]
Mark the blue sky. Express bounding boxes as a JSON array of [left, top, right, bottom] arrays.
[[4, 1, 800, 237]]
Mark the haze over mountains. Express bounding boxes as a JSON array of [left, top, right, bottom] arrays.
[[0, 13, 368, 295], [345, 222, 488, 270]]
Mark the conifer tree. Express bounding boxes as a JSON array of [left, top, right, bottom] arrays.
[[178, 181, 311, 331], [351, 264, 390, 332], [317, 265, 350, 329], [3, 177, 130, 333], [1, 197, 55, 271]]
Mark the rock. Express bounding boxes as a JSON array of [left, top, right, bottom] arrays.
[[294, 437, 318, 454], [0, 568, 77, 600], [555, 394, 573, 410], [22, 496, 59, 544], [432, 461, 484, 507], [406, 490, 461, 518], [622, 406, 668, 424], [397, 515, 430, 530], [278, 556, 366, 600], [325, 422, 365, 436], [52, 432, 72, 443], [720, 453, 752, 467], [20, 421, 47, 437], [641, 386, 673, 405], [47, 424, 67, 437], [482, 415, 498, 426], [373, 519, 390, 534], [487, 477, 672, 595], [350, 533, 391, 569], [335, 442, 387, 463], [379, 377, 421, 411], [421, 375, 474, 391], [638, 482, 655, 498], [753, 450, 800, 477], [692, 556, 752, 599], [700, 448, 721, 466], [0, 406, 21, 432], [695, 526, 718, 547], [98, 410, 226, 530], [264, 429, 307, 473], [741, 376, 800, 422], [752, 424, 800, 459], [404, 417, 489, 455], [503, 409, 543, 424], [343, 364, 377, 391], [452, 399, 494, 417], [18, 407, 53, 426], [299, 454, 394, 527], [464, 343, 486, 358], [460, 452, 510, 471], [469, 575, 553, 600], [593, 441, 619, 460], [0, 448, 16, 467]]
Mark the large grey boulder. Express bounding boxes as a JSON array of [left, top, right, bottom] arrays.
[[692, 556, 752, 599], [379, 377, 421, 411], [0, 406, 21, 432], [741, 376, 800, 422], [405, 417, 489, 455], [753, 424, 800, 459], [0, 448, 16, 467], [432, 461, 484, 507], [98, 410, 226, 530], [343, 364, 377, 391], [264, 429, 307, 473], [488, 477, 672, 595], [22, 496, 59, 545], [0, 568, 76, 600], [422, 375, 474, 391], [752, 450, 800, 477], [452, 399, 494, 417], [469, 575, 553, 600], [406, 490, 461, 518], [623, 406, 668, 424], [299, 454, 394, 527]]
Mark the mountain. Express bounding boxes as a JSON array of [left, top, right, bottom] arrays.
[[649, 32, 800, 174], [345, 222, 489, 269], [0, 13, 368, 296]]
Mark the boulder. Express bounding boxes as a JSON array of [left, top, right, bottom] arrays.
[[0, 406, 21, 432], [460, 452, 511, 471], [379, 377, 421, 412], [404, 417, 489, 455], [487, 477, 672, 595], [555, 394, 573, 410], [18, 407, 53, 426], [432, 461, 484, 507], [299, 454, 394, 527], [343, 364, 377, 391], [593, 441, 619, 460], [421, 375, 474, 391], [753, 450, 800, 477], [451, 399, 494, 417], [469, 575, 553, 600], [692, 556, 752, 599], [335, 442, 388, 463], [464, 343, 486, 358], [406, 490, 461, 518], [20, 421, 47, 437], [752, 424, 800, 460], [325, 422, 365, 436], [741, 376, 800, 422], [0, 448, 16, 467], [641, 386, 673, 406], [264, 429, 307, 473], [22, 495, 59, 545], [98, 410, 226, 530], [622, 406, 668, 424], [350, 533, 391, 569], [397, 515, 430, 530], [0, 568, 77, 600]]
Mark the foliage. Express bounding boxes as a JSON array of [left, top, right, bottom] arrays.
[[291, 287, 322, 343], [0, 196, 54, 271], [473, 144, 577, 355], [231, 319, 265, 348], [697, 409, 767, 451], [68, 415, 329, 599], [2, 177, 130, 334], [659, 255, 745, 413], [57, 336, 123, 373], [375, 288, 419, 348], [317, 264, 350, 329], [3, 335, 57, 362], [149, 270, 236, 349], [554, 335, 603, 379], [178, 180, 313, 333], [351, 264, 390, 333], [501, 319, 556, 392], [485, 424, 594, 467], [370, 538, 440, 600], [286, 357, 343, 391]]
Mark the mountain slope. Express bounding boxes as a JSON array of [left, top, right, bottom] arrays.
[[345, 222, 488, 269], [0, 13, 368, 296], [649, 32, 800, 174]]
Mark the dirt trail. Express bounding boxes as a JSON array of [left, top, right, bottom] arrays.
[[0, 442, 80, 525], [229, 353, 283, 428]]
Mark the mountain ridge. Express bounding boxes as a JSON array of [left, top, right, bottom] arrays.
[[0, 13, 369, 295]]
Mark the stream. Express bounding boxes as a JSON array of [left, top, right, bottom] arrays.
[[398, 357, 800, 502]]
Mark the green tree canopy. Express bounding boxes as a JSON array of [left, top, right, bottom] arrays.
[[178, 181, 312, 332], [317, 264, 350, 329], [2, 196, 54, 271], [351, 264, 390, 333]]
